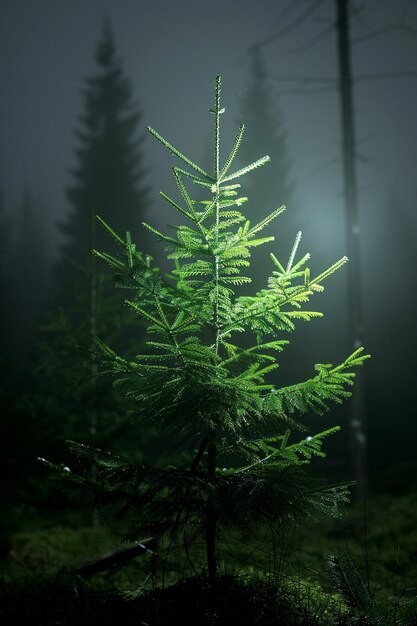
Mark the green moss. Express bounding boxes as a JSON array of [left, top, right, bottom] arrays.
[[287, 491, 417, 598], [1, 490, 416, 624], [2, 526, 116, 578]]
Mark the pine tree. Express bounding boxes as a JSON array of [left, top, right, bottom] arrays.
[[48, 76, 369, 585], [58, 17, 149, 276]]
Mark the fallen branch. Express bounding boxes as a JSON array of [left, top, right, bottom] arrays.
[[73, 537, 154, 578]]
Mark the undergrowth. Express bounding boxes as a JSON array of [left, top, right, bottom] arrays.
[[1, 490, 416, 625]]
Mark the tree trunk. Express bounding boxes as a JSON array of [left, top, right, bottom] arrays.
[[206, 439, 217, 585], [336, 0, 368, 498]]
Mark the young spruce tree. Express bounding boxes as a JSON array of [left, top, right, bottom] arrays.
[[51, 77, 369, 585]]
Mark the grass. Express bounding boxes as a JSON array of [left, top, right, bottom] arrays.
[[1, 482, 416, 625]]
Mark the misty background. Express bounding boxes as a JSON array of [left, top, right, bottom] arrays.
[[1, 0, 416, 496]]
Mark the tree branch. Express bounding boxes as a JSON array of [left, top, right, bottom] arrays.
[[311, 157, 341, 177], [275, 86, 338, 97], [73, 538, 154, 578], [354, 70, 417, 83], [291, 24, 334, 54], [272, 74, 337, 84], [351, 23, 417, 46], [253, 0, 330, 50], [270, 68, 417, 97]]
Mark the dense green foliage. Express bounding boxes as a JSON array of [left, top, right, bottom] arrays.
[[48, 76, 369, 586]]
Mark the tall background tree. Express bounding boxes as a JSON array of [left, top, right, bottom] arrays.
[[58, 17, 150, 285], [238, 45, 295, 272], [364, 192, 417, 479], [23, 18, 153, 463], [237, 47, 320, 391], [248, 0, 417, 495]]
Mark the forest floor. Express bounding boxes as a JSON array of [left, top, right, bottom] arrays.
[[1, 463, 416, 625]]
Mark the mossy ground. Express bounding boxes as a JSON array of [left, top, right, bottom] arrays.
[[1, 480, 416, 625]]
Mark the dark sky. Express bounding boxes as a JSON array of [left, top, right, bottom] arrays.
[[1, 1, 417, 470]]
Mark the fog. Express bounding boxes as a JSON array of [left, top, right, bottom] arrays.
[[1, 0, 416, 484]]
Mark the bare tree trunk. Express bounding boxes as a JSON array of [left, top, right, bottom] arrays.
[[336, 0, 368, 498]]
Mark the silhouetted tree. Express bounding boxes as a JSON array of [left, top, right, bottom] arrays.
[[58, 17, 149, 280], [17, 21, 155, 476], [364, 192, 417, 475], [34, 18, 152, 451], [237, 46, 300, 381], [250, 0, 417, 496], [239, 45, 295, 269]]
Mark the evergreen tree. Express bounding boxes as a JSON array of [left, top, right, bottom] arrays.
[[58, 17, 149, 277], [239, 46, 295, 259], [26, 18, 152, 455], [48, 77, 369, 586]]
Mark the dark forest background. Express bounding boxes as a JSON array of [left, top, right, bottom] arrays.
[[1, 0, 417, 542]]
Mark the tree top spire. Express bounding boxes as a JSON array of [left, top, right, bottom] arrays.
[[96, 16, 116, 67]]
